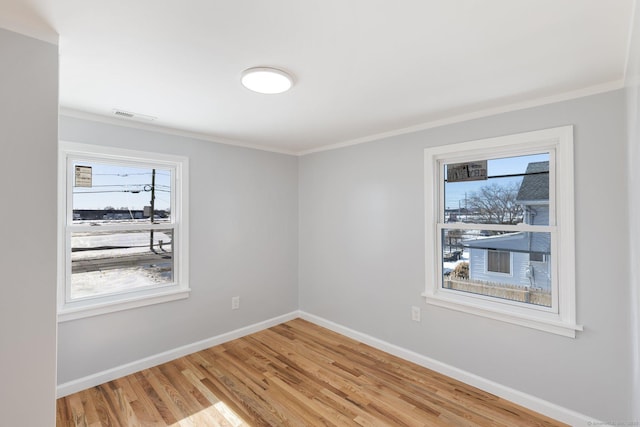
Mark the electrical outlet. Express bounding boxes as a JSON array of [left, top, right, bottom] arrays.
[[411, 306, 421, 322], [232, 296, 240, 310]]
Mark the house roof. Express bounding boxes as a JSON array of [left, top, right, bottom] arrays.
[[516, 161, 549, 203], [463, 232, 550, 255]]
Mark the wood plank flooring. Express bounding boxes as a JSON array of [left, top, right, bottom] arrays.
[[56, 318, 567, 426]]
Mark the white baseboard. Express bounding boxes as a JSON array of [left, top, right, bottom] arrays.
[[56, 311, 300, 398], [57, 309, 598, 425], [298, 311, 598, 427]]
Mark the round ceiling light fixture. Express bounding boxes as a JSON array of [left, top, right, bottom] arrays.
[[241, 67, 293, 94]]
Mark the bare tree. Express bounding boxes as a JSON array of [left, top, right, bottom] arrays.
[[445, 228, 464, 251], [467, 182, 523, 225]]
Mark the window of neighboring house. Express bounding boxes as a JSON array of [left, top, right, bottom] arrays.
[[529, 252, 546, 262], [487, 250, 510, 274], [424, 126, 582, 337], [58, 142, 189, 321]]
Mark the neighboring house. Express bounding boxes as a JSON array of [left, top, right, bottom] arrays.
[[463, 161, 551, 290]]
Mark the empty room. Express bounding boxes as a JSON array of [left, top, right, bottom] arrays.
[[1, 1, 640, 426]]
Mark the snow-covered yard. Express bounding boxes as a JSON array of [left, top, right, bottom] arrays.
[[70, 230, 173, 299], [442, 249, 469, 274]]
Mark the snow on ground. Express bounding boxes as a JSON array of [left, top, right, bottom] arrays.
[[70, 229, 173, 299], [443, 250, 469, 273], [71, 268, 168, 299]]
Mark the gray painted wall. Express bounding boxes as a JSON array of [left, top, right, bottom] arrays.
[[57, 117, 299, 384], [626, 2, 640, 419], [299, 90, 632, 421], [0, 28, 58, 425]]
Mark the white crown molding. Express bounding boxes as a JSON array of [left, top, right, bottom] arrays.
[[59, 107, 298, 157], [298, 80, 624, 156], [62, 80, 623, 158]]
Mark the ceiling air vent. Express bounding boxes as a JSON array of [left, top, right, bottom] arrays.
[[112, 109, 157, 121], [114, 110, 134, 118]]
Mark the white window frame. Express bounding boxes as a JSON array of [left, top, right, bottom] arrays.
[[423, 126, 582, 337], [57, 141, 190, 321]]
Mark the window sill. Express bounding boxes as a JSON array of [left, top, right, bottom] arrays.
[[422, 292, 583, 338], [58, 287, 190, 322]]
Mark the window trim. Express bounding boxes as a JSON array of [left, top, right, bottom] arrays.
[[57, 141, 190, 322], [423, 126, 582, 337]]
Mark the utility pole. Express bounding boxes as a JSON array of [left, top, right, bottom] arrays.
[[149, 169, 155, 252]]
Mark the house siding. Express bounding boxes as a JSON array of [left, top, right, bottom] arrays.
[[525, 204, 550, 225], [469, 248, 533, 287]]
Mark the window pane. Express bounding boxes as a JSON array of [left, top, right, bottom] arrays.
[[442, 228, 551, 307], [530, 252, 545, 262], [72, 162, 171, 223], [71, 229, 174, 299], [444, 153, 549, 226], [487, 250, 510, 274]]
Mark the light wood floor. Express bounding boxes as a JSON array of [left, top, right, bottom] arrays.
[[56, 318, 567, 426]]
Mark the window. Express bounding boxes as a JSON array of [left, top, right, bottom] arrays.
[[529, 252, 546, 263], [58, 142, 189, 321], [424, 126, 582, 337], [487, 250, 510, 274]]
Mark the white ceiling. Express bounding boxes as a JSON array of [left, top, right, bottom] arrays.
[[1, 1, 635, 154]]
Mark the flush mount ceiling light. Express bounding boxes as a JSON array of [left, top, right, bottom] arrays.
[[241, 67, 293, 94]]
